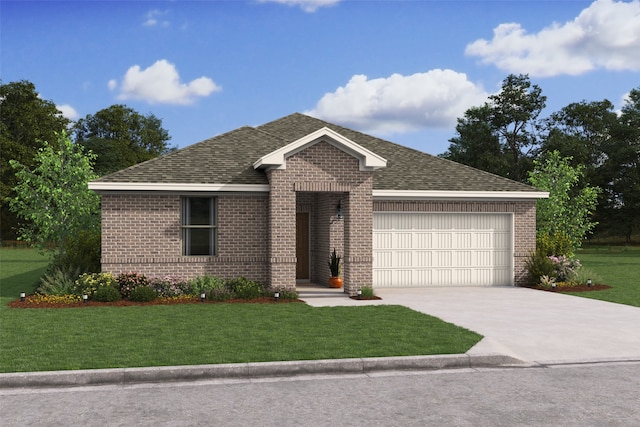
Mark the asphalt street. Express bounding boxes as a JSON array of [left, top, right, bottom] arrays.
[[1, 361, 639, 427]]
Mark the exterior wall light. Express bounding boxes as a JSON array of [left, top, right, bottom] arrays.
[[336, 201, 343, 220]]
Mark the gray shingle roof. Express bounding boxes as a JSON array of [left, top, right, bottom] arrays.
[[95, 113, 540, 193]]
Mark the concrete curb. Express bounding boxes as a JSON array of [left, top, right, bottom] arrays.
[[0, 353, 524, 389]]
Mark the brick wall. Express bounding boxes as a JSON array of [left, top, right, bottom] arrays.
[[101, 193, 269, 282], [373, 200, 537, 286]]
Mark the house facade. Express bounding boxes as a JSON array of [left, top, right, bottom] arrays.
[[89, 114, 547, 295]]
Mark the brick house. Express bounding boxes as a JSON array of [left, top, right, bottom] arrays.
[[89, 113, 547, 295]]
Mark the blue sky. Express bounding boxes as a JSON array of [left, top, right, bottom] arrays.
[[2, 0, 639, 155]]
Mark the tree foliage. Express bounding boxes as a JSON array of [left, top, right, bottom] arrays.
[[8, 132, 100, 258], [442, 74, 546, 182], [540, 100, 617, 188], [440, 105, 509, 176], [528, 151, 600, 251], [73, 104, 173, 176], [598, 88, 640, 241], [0, 80, 70, 240]]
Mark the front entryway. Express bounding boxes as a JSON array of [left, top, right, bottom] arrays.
[[296, 212, 310, 280]]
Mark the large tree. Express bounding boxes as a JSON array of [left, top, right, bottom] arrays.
[[598, 88, 640, 241], [0, 80, 70, 240], [9, 132, 99, 258], [73, 104, 173, 176], [440, 105, 509, 176], [540, 100, 618, 189], [442, 74, 546, 182], [529, 151, 600, 251]]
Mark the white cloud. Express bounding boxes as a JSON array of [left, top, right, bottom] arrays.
[[57, 104, 79, 120], [466, 0, 640, 77], [109, 59, 221, 105], [305, 70, 489, 134], [258, 0, 340, 13], [143, 9, 170, 27]]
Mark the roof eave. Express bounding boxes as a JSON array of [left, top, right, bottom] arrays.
[[373, 190, 549, 200], [88, 182, 270, 193]]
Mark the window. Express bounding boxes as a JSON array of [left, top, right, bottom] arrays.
[[181, 197, 217, 256]]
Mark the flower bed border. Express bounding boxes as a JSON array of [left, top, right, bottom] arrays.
[[8, 296, 304, 309]]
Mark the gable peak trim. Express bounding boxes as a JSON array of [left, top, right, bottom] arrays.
[[253, 127, 387, 171]]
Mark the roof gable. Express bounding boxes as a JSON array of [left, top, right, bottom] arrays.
[[253, 127, 386, 171]]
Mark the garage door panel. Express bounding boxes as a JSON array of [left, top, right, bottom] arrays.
[[396, 251, 413, 267], [396, 233, 413, 249], [373, 213, 513, 287]]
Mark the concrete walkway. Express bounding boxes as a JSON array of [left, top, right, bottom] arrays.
[[300, 285, 640, 365]]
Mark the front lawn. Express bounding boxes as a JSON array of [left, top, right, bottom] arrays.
[[0, 248, 482, 373], [575, 246, 640, 307]]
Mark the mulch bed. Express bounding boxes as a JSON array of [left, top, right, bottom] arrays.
[[8, 296, 304, 309], [530, 284, 612, 293], [349, 295, 382, 300]]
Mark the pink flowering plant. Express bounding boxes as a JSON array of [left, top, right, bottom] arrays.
[[149, 276, 190, 297], [116, 272, 149, 299], [548, 255, 581, 282]]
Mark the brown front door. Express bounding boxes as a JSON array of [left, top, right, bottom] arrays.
[[296, 212, 309, 280]]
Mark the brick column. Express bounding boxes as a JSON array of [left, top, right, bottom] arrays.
[[267, 170, 297, 290], [343, 178, 373, 295]]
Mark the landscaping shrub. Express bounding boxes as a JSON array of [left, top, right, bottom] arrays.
[[47, 230, 101, 275], [128, 286, 157, 302], [149, 276, 190, 297], [117, 272, 149, 299], [527, 232, 581, 284], [207, 287, 234, 302], [92, 286, 121, 302], [536, 232, 574, 257], [548, 255, 581, 282], [225, 277, 264, 299], [75, 272, 116, 298], [188, 274, 225, 296], [360, 286, 375, 298], [36, 266, 81, 296], [525, 251, 556, 284], [574, 267, 604, 286]]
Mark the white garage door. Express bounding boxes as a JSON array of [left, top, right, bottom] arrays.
[[373, 213, 513, 287]]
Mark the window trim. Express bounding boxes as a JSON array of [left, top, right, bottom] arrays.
[[181, 197, 217, 256]]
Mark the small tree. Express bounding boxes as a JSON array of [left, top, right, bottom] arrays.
[[8, 132, 100, 260], [528, 151, 600, 252]]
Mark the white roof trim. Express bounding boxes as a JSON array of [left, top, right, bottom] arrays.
[[88, 182, 270, 192], [253, 127, 387, 171], [373, 190, 549, 200]]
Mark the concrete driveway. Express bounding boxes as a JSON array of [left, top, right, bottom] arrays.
[[301, 286, 640, 365]]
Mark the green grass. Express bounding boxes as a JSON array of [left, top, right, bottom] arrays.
[[0, 248, 49, 300], [0, 248, 482, 373], [574, 246, 640, 307]]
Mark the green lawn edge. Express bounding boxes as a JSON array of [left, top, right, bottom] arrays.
[[0, 304, 482, 373], [0, 249, 482, 373]]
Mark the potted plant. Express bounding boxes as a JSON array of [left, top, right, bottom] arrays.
[[328, 248, 343, 288]]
